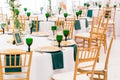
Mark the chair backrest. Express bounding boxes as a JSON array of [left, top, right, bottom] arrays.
[[91, 15, 102, 27], [18, 15, 26, 31], [89, 11, 110, 47], [66, 17, 76, 21], [0, 49, 32, 80], [97, 8, 104, 18], [103, 7, 116, 19], [104, 35, 114, 70], [56, 17, 64, 27], [29, 16, 39, 32], [74, 46, 100, 80], [63, 21, 74, 39], [79, 6, 88, 17]]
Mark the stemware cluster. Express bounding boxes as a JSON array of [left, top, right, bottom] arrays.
[[56, 29, 69, 47]]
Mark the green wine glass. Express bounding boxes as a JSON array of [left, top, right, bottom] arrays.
[[63, 30, 69, 41], [24, 8, 27, 14], [51, 26, 57, 36], [76, 11, 79, 19], [45, 12, 50, 21], [79, 10, 82, 17], [64, 13, 68, 21], [26, 38, 33, 52], [27, 12, 31, 20], [56, 35, 63, 47], [98, 4, 102, 9]]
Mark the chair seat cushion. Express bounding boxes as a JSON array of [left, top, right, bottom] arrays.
[[52, 71, 90, 80]]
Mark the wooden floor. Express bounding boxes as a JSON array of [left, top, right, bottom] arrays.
[[100, 36, 120, 80]]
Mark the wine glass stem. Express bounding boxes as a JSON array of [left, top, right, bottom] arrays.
[[58, 42, 60, 47], [28, 46, 30, 52], [2, 28, 4, 34], [65, 36, 67, 41], [65, 18, 66, 21], [47, 18, 48, 21], [53, 30, 55, 36], [30, 27, 32, 34]]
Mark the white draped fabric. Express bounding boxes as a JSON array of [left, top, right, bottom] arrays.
[[1, 0, 119, 16]]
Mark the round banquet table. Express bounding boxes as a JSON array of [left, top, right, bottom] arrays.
[[0, 34, 75, 80]]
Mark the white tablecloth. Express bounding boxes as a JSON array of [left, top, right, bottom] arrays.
[[0, 34, 75, 80]]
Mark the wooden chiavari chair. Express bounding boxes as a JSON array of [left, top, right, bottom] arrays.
[[51, 46, 100, 80], [29, 16, 39, 32], [55, 17, 64, 27], [75, 11, 110, 53], [87, 35, 114, 80], [103, 7, 116, 39], [0, 49, 32, 80], [19, 15, 39, 32], [63, 21, 74, 39], [18, 15, 26, 31]]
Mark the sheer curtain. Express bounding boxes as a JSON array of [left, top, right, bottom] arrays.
[[0, 0, 118, 16]]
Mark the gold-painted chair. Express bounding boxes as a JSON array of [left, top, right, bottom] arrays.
[[87, 35, 114, 80], [63, 21, 74, 39], [103, 7, 116, 39], [29, 16, 39, 32], [75, 11, 110, 53], [0, 49, 33, 80], [51, 46, 100, 80], [18, 15, 26, 31]]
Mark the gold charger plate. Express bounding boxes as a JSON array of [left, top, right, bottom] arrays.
[[32, 32, 49, 37], [53, 41, 75, 47], [35, 46, 61, 53]]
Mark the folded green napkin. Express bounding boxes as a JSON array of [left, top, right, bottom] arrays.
[[32, 21, 40, 32], [74, 20, 81, 30], [68, 44, 77, 61], [5, 55, 21, 72], [49, 51, 64, 70], [85, 19, 89, 28], [87, 10, 93, 18], [71, 44, 77, 61]]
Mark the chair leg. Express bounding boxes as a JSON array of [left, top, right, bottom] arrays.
[[104, 72, 107, 80], [113, 24, 116, 39], [104, 35, 107, 54]]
